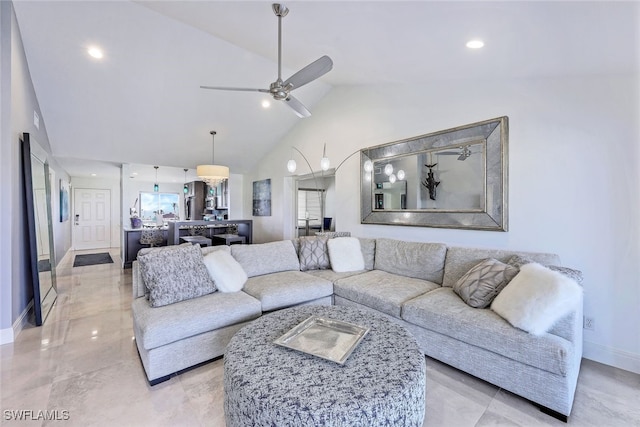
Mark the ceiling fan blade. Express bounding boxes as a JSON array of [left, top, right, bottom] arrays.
[[200, 86, 270, 93], [436, 151, 460, 155], [283, 55, 333, 90], [283, 95, 311, 118]]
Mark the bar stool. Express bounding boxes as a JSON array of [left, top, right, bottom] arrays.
[[140, 228, 164, 247], [180, 236, 212, 247], [212, 234, 246, 246]]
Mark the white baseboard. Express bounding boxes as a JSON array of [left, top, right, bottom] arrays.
[[0, 300, 33, 345], [583, 340, 640, 375], [0, 327, 13, 345]]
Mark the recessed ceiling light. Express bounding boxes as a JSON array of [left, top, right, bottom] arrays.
[[466, 40, 484, 49], [261, 99, 271, 109], [88, 47, 104, 59], [91, 173, 97, 177]]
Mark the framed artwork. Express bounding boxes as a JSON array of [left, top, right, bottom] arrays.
[[252, 179, 271, 216], [59, 179, 69, 222]]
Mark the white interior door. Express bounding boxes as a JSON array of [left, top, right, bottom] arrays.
[[73, 188, 111, 250]]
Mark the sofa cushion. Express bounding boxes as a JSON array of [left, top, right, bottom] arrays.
[[334, 270, 440, 319], [374, 238, 447, 283], [453, 258, 518, 308], [304, 269, 366, 283], [442, 246, 561, 288], [243, 271, 333, 311], [327, 237, 365, 272], [507, 255, 584, 285], [132, 290, 261, 350], [137, 243, 216, 307], [231, 240, 300, 277], [202, 250, 247, 293], [314, 231, 351, 238], [298, 236, 330, 271], [491, 263, 583, 336], [358, 237, 376, 271], [401, 287, 573, 376]]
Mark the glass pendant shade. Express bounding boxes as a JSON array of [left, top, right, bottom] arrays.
[[183, 168, 188, 194], [287, 159, 297, 173], [153, 165, 159, 192], [397, 169, 406, 180], [320, 156, 330, 171], [384, 164, 393, 176], [363, 160, 373, 173], [389, 173, 397, 184]]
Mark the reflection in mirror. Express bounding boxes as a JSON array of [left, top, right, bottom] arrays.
[[372, 141, 486, 211], [21, 133, 57, 326], [361, 117, 508, 231]]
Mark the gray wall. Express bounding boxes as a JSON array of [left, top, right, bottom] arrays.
[[0, 1, 70, 341]]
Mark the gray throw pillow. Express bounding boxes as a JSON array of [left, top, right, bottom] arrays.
[[298, 236, 330, 271], [453, 258, 519, 308], [138, 243, 216, 307], [507, 255, 583, 285]]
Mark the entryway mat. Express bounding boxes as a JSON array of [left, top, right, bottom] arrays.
[[73, 253, 114, 267]]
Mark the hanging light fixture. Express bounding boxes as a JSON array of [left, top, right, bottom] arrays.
[[153, 166, 159, 192], [197, 130, 229, 186], [183, 169, 189, 194], [320, 143, 330, 171]]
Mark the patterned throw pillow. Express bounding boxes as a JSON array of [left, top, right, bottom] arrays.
[[298, 236, 330, 271], [453, 258, 519, 308], [507, 255, 583, 285], [138, 244, 217, 307]]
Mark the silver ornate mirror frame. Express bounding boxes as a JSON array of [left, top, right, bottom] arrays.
[[360, 116, 508, 231]]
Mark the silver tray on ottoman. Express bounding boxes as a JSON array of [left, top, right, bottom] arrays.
[[274, 316, 370, 364]]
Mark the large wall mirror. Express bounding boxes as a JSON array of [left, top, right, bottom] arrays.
[[361, 117, 508, 231], [21, 133, 57, 325]]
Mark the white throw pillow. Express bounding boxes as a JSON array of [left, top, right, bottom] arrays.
[[202, 250, 247, 293], [491, 263, 582, 336], [327, 237, 365, 273]]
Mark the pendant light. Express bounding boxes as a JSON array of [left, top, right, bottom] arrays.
[[153, 166, 159, 192], [320, 143, 330, 171], [183, 169, 189, 194], [197, 130, 229, 186]]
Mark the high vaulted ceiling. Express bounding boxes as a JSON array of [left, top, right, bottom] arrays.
[[13, 1, 638, 182]]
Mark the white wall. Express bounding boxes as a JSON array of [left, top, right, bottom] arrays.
[[246, 75, 640, 374]]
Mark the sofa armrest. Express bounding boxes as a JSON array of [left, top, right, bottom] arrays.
[[132, 261, 146, 299], [548, 292, 583, 347]]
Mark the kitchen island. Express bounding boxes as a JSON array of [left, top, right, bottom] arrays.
[[122, 219, 252, 268]]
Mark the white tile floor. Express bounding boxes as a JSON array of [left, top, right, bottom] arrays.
[[1, 248, 639, 426]]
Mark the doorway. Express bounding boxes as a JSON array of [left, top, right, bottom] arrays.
[[73, 188, 112, 250], [293, 173, 335, 237]]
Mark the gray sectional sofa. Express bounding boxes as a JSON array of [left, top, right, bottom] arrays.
[[131, 237, 582, 421]]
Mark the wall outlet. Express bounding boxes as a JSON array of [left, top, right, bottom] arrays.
[[583, 316, 595, 331]]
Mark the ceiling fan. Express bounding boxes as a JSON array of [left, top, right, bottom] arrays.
[[200, 3, 333, 118], [436, 146, 480, 161]]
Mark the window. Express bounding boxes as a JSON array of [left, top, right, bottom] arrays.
[[139, 192, 180, 221], [297, 189, 323, 228]]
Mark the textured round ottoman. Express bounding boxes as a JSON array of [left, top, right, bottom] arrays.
[[224, 305, 426, 427]]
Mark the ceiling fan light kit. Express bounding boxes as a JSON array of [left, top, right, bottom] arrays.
[[200, 3, 333, 118]]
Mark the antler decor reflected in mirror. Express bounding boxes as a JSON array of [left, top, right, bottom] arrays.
[[360, 117, 508, 231]]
